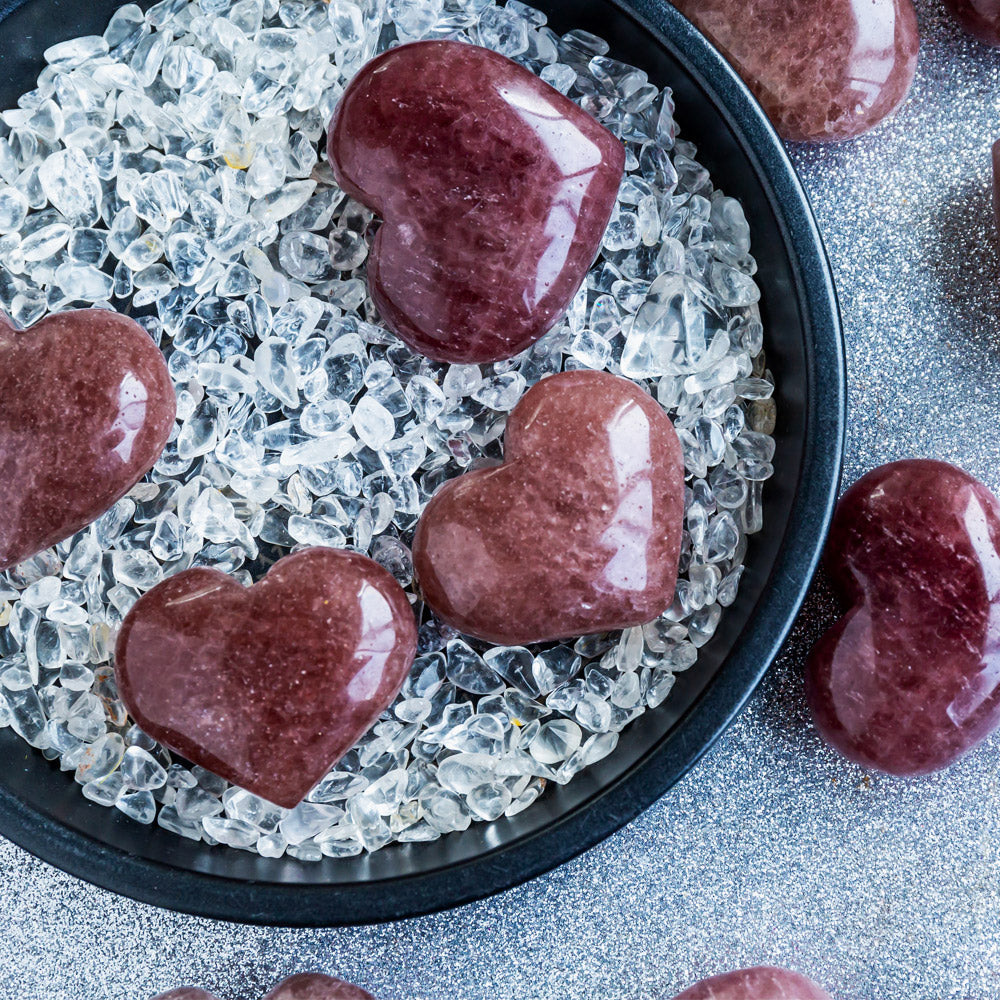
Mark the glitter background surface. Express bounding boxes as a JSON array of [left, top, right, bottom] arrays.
[[3, 1, 1000, 998]]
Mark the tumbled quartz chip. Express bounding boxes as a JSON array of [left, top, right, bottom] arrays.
[[413, 371, 685, 644], [807, 460, 1000, 775], [115, 548, 418, 808], [0, 309, 175, 570], [328, 40, 626, 363]]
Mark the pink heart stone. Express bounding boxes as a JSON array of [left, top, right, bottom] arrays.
[[671, 0, 919, 142], [263, 974, 374, 1000], [670, 967, 834, 1000], [0, 309, 175, 570], [944, 0, 1000, 45], [116, 548, 418, 808], [412, 370, 684, 645], [807, 460, 1000, 775], [328, 40, 625, 364]]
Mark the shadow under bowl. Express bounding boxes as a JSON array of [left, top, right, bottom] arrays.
[[0, 0, 845, 926]]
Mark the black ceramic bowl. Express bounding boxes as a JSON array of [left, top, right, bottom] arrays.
[[0, 0, 845, 925]]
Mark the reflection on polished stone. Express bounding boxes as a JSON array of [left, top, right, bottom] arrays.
[[671, 966, 834, 1000]]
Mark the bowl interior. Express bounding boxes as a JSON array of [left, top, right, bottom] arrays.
[[0, 0, 844, 925]]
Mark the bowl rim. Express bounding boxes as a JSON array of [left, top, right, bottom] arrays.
[[0, 0, 846, 926]]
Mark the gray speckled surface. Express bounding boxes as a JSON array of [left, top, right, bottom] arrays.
[[4, 1, 1000, 998]]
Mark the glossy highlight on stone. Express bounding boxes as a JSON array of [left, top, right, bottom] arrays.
[[413, 370, 684, 645], [944, 0, 1000, 46], [264, 974, 374, 1000], [0, 309, 175, 571], [116, 548, 418, 808], [328, 40, 626, 363], [671, 0, 919, 142], [807, 460, 1000, 775], [671, 966, 834, 1000]]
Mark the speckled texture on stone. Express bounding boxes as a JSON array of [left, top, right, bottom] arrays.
[[116, 548, 418, 808], [413, 371, 684, 644], [329, 40, 626, 363], [671, 967, 834, 1000], [0, 309, 175, 570], [670, 0, 920, 142], [4, 1, 1000, 998]]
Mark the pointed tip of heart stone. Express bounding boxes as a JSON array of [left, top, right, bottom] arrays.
[[807, 459, 1000, 775], [115, 547, 418, 809], [263, 974, 375, 1000], [0, 308, 175, 571], [670, 967, 834, 1000], [328, 40, 625, 363], [413, 370, 684, 645]]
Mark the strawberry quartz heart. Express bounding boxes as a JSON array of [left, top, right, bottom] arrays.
[[116, 548, 418, 808], [807, 460, 1000, 775], [670, 0, 918, 142], [412, 370, 684, 645], [670, 967, 834, 1000], [0, 309, 175, 570], [264, 974, 374, 1000], [328, 40, 626, 364]]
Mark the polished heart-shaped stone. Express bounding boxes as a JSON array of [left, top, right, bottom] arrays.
[[116, 548, 418, 808], [153, 975, 374, 1000], [413, 370, 684, 645], [671, 967, 834, 1000], [671, 0, 919, 142], [0, 309, 175, 571], [807, 460, 1000, 775], [328, 40, 625, 363]]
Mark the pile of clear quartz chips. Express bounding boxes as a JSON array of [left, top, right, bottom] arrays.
[[0, 0, 775, 858]]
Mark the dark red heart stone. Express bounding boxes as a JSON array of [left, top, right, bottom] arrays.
[[807, 460, 1000, 776], [116, 548, 418, 808], [670, 0, 919, 142], [0, 309, 175, 571], [671, 967, 834, 1000], [263, 974, 374, 1000], [328, 40, 625, 364], [413, 370, 684, 645], [944, 0, 1000, 45]]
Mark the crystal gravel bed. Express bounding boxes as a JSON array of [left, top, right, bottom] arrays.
[[0, 0, 775, 859]]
